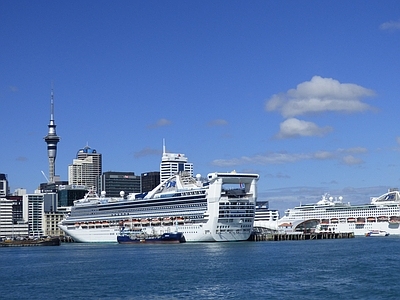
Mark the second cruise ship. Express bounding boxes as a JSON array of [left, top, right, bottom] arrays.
[[278, 189, 400, 236]]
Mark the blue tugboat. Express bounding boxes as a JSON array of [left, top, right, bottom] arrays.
[[117, 231, 186, 244]]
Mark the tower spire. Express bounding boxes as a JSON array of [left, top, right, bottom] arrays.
[[44, 85, 60, 183]]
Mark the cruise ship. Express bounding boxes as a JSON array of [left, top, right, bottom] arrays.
[[253, 200, 279, 232], [59, 171, 259, 242], [278, 188, 400, 236]]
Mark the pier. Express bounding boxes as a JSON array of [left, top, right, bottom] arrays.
[[249, 231, 354, 241]]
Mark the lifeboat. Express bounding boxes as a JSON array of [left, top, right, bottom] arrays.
[[389, 216, 400, 224], [163, 217, 173, 225], [367, 217, 376, 223], [347, 217, 356, 223], [321, 219, 329, 224], [356, 217, 365, 224], [377, 216, 388, 222], [330, 218, 338, 224]]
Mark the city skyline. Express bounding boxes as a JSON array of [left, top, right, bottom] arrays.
[[1, 2, 400, 213]]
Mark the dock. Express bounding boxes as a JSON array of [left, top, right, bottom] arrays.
[[249, 231, 354, 241]]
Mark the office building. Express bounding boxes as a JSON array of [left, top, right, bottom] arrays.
[[98, 171, 140, 197], [68, 145, 102, 190], [44, 209, 68, 237], [160, 145, 193, 182], [58, 185, 87, 207], [0, 197, 28, 237], [0, 173, 9, 197], [141, 172, 160, 193], [23, 194, 45, 237]]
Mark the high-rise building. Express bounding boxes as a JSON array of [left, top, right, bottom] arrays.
[[0, 197, 28, 238], [141, 172, 160, 193], [98, 171, 141, 197], [23, 194, 45, 237], [44, 88, 60, 183], [58, 185, 87, 207], [0, 173, 9, 197], [68, 145, 102, 190], [160, 143, 193, 182]]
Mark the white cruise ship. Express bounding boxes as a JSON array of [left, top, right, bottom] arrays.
[[278, 189, 400, 236], [253, 201, 279, 232], [59, 171, 259, 242]]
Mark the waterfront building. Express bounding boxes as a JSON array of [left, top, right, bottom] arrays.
[[43, 88, 60, 184], [160, 144, 193, 182], [23, 194, 45, 237], [98, 171, 140, 197], [0, 173, 9, 197], [44, 209, 68, 237], [68, 145, 102, 190], [0, 197, 28, 238], [141, 171, 160, 193]]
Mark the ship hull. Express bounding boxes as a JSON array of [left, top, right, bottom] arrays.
[[59, 222, 253, 243]]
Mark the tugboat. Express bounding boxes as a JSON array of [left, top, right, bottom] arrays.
[[117, 229, 185, 244], [365, 230, 390, 237]]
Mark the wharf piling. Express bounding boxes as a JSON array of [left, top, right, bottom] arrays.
[[249, 232, 354, 241]]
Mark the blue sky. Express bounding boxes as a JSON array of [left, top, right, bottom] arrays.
[[1, 1, 400, 213]]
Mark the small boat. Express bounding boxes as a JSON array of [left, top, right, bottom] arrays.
[[118, 232, 186, 244], [0, 236, 61, 247], [365, 230, 390, 237]]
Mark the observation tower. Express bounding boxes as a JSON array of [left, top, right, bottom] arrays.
[[44, 88, 60, 183]]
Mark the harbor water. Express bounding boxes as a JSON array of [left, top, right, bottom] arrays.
[[1, 237, 399, 299]]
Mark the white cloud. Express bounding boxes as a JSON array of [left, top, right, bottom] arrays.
[[313, 151, 335, 160], [212, 147, 367, 167], [265, 76, 375, 118], [341, 155, 364, 165], [147, 118, 171, 129], [276, 118, 333, 139], [212, 152, 310, 167], [380, 20, 400, 31]]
